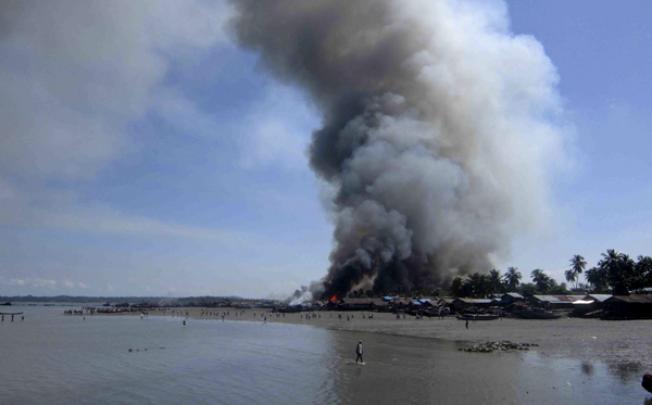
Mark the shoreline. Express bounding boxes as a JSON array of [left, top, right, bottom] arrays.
[[111, 306, 652, 368]]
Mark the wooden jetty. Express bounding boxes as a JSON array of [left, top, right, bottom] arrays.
[[0, 312, 24, 322]]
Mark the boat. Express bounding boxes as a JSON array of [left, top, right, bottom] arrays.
[[456, 313, 500, 321]]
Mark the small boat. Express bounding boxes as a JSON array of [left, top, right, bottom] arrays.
[[456, 313, 500, 321]]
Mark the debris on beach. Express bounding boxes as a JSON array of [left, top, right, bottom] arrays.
[[459, 340, 538, 353]]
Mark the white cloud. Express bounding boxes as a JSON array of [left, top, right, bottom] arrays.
[[238, 84, 317, 170], [1, 277, 58, 290], [0, 183, 250, 242], [0, 0, 231, 181], [151, 87, 224, 139]]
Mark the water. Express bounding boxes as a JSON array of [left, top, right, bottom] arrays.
[[0, 305, 648, 404]]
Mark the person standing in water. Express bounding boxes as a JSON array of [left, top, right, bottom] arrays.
[[465, 319, 469, 329], [355, 341, 364, 364]]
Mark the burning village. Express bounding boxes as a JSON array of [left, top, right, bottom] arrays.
[[2, 0, 652, 403]]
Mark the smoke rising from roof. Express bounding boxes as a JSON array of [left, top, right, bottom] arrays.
[[231, 0, 566, 296]]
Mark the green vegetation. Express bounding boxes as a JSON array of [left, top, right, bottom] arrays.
[[448, 249, 652, 297], [583, 249, 652, 294]]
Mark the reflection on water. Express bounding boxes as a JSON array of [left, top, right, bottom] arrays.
[[608, 361, 643, 384], [581, 361, 594, 376], [0, 305, 648, 405]]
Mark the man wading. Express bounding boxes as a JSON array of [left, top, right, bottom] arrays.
[[355, 341, 364, 364]]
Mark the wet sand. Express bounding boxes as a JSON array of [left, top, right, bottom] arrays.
[[146, 307, 652, 368], [11, 305, 652, 404]]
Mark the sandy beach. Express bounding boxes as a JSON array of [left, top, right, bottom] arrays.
[[7, 305, 649, 404], [141, 307, 652, 369]]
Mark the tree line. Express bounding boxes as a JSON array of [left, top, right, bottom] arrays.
[[449, 249, 652, 297]]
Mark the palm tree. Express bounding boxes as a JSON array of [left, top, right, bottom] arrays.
[[567, 254, 587, 289], [634, 255, 652, 291], [450, 277, 464, 297], [488, 269, 503, 294], [597, 249, 635, 295], [502, 267, 521, 291], [468, 273, 489, 297], [585, 267, 608, 292], [531, 269, 552, 292]]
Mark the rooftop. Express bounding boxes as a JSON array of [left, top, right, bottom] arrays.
[[606, 295, 652, 304], [532, 295, 585, 304]]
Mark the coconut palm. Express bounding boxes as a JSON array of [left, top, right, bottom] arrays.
[[567, 254, 587, 289], [597, 249, 635, 295], [585, 267, 607, 292], [531, 269, 552, 292], [502, 267, 521, 291], [488, 269, 503, 294], [634, 255, 652, 291], [468, 273, 489, 297]]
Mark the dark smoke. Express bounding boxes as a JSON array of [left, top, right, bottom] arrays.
[[231, 0, 564, 297]]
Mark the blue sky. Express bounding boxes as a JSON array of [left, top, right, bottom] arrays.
[[506, 0, 652, 278], [0, 1, 650, 297]]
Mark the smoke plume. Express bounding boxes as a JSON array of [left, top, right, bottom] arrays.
[[231, 0, 565, 296]]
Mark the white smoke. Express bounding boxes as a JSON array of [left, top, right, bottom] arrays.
[[231, 0, 567, 296]]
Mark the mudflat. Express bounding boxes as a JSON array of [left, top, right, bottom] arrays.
[[145, 307, 652, 366]]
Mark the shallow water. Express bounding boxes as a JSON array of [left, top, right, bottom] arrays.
[[0, 305, 648, 404]]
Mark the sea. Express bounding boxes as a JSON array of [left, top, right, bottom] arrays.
[[0, 305, 647, 404]]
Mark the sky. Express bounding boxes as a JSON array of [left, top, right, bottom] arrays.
[[0, 0, 650, 297]]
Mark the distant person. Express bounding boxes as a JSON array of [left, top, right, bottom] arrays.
[[355, 341, 364, 364], [182, 319, 187, 326], [465, 319, 469, 329]]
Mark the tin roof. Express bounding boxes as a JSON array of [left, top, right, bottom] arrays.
[[586, 294, 612, 302], [572, 299, 595, 305], [454, 298, 494, 304], [532, 295, 585, 304], [605, 295, 652, 304]]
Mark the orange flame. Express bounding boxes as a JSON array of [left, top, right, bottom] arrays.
[[329, 294, 338, 303]]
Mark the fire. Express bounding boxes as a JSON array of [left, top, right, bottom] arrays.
[[329, 294, 338, 303]]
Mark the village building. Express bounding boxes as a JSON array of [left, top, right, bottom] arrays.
[[451, 298, 495, 313], [338, 297, 387, 311], [602, 295, 652, 319], [571, 293, 612, 316], [500, 292, 524, 306], [530, 295, 585, 309]]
